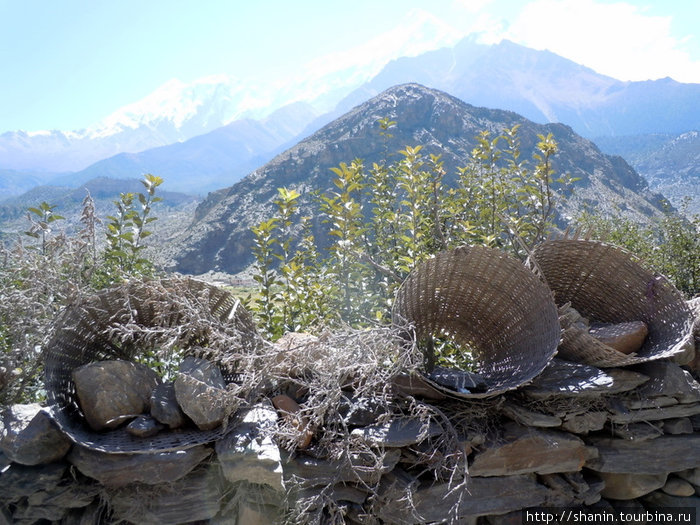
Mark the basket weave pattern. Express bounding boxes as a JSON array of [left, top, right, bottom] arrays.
[[43, 278, 258, 453], [533, 239, 694, 367], [392, 246, 560, 398]]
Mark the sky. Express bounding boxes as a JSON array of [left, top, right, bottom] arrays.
[[1, 0, 699, 132]]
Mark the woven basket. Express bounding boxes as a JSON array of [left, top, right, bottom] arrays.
[[532, 239, 694, 367], [392, 246, 560, 398], [44, 278, 260, 453]]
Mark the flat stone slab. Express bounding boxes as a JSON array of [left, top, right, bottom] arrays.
[[377, 474, 553, 522], [350, 417, 443, 448], [608, 401, 700, 424], [108, 465, 225, 525], [283, 449, 400, 487], [586, 434, 700, 474], [1, 404, 72, 465], [632, 361, 700, 403], [501, 403, 562, 428], [521, 359, 648, 399], [561, 411, 607, 435], [68, 444, 211, 487], [216, 403, 284, 492], [470, 424, 589, 477], [598, 471, 667, 500]]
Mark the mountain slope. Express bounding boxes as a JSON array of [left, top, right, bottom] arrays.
[[166, 84, 667, 275], [595, 131, 700, 215], [341, 38, 700, 138], [59, 102, 320, 195]]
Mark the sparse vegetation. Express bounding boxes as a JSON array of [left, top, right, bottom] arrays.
[[251, 121, 577, 346], [0, 175, 164, 404]]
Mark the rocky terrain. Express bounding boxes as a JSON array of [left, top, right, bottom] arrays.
[[167, 83, 669, 275]]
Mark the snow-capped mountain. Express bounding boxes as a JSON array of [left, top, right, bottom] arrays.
[[0, 8, 461, 174]]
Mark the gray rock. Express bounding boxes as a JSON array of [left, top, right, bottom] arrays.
[[586, 434, 700, 474], [470, 424, 589, 477], [150, 382, 188, 429], [501, 403, 562, 428], [561, 411, 607, 434], [611, 422, 664, 441], [72, 360, 160, 431], [608, 402, 700, 424], [598, 472, 667, 500], [0, 461, 67, 504], [67, 443, 211, 487], [642, 490, 700, 509], [522, 359, 648, 399], [350, 417, 443, 448], [1, 404, 71, 465], [174, 357, 230, 430], [126, 415, 164, 437], [662, 477, 696, 497], [25, 478, 100, 509], [283, 449, 401, 487], [376, 474, 552, 522], [676, 467, 700, 487], [623, 395, 678, 410], [633, 361, 700, 403], [108, 464, 225, 525], [338, 396, 387, 427], [663, 417, 693, 435], [391, 373, 446, 400], [216, 403, 284, 491]]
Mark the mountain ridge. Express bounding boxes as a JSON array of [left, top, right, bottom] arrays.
[[164, 83, 668, 275]]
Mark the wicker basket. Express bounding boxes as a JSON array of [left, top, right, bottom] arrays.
[[532, 239, 694, 367], [392, 246, 560, 398], [43, 278, 260, 453]]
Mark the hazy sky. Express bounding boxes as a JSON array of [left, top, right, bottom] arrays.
[[1, 0, 699, 132]]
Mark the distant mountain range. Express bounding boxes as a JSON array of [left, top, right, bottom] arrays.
[[163, 84, 669, 275], [2, 36, 699, 205], [595, 131, 700, 215]]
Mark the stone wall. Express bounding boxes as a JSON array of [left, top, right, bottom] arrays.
[[2, 346, 700, 524]]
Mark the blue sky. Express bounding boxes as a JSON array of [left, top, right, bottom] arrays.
[[1, 0, 699, 132]]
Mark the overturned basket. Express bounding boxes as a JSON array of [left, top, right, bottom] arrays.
[[392, 245, 560, 398], [44, 278, 260, 453], [532, 239, 694, 367]]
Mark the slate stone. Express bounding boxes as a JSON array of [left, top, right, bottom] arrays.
[[350, 417, 443, 447], [664, 417, 693, 435], [283, 449, 401, 487], [676, 467, 700, 487], [662, 477, 696, 497], [67, 443, 211, 487], [108, 464, 225, 525], [150, 382, 188, 429], [376, 474, 553, 522], [337, 395, 387, 427], [1, 404, 71, 465], [25, 478, 100, 509], [608, 402, 700, 424], [598, 471, 667, 500], [0, 461, 67, 504], [586, 434, 700, 474], [126, 415, 164, 437], [610, 422, 663, 441], [642, 491, 700, 509], [522, 359, 648, 399], [72, 360, 160, 431], [391, 373, 446, 400], [561, 411, 607, 434], [589, 321, 648, 354], [633, 361, 700, 403], [623, 395, 678, 410], [174, 357, 230, 431], [470, 424, 588, 477], [216, 403, 284, 491], [501, 402, 562, 428]]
